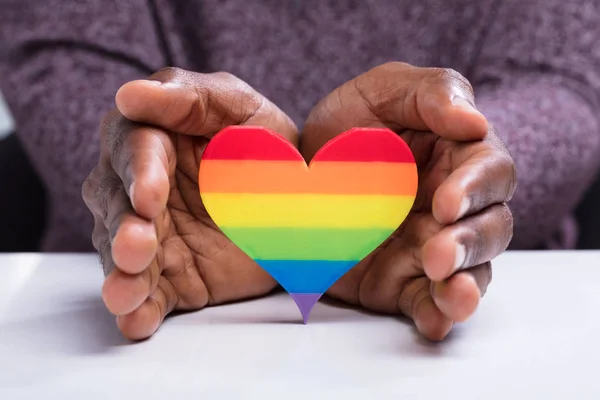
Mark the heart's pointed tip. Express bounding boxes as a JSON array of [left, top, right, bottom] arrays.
[[290, 293, 322, 324], [299, 306, 313, 325], [300, 306, 313, 324]]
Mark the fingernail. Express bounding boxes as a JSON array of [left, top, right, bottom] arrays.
[[453, 243, 466, 271], [147, 80, 162, 86], [452, 96, 475, 109], [456, 196, 470, 221], [452, 96, 484, 117], [159, 81, 183, 90], [129, 182, 136, 205]]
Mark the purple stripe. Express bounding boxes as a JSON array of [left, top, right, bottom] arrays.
[[290, 293, 323, 324]]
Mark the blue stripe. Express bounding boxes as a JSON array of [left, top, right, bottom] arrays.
[[255, 259, 359, 293]]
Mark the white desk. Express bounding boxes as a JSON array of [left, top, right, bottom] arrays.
[[0, 251, 599, 399]]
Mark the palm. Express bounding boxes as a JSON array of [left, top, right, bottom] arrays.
[[155, 133, 277, 312]]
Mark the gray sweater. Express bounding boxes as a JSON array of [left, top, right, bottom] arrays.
[[1, 0, 600, 251]]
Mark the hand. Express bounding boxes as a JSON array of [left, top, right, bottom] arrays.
[[82, 68, 299, 340], [301, 62, 516, 341]]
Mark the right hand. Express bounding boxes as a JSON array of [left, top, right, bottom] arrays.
[[82, 68, 299, 340], [300, 62, 515, 341]]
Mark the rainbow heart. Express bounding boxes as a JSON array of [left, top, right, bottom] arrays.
[[198, 126, 418, 322]]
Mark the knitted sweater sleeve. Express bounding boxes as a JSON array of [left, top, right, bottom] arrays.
[[470, 0, 600, 249], [0, 0, 167, 251]]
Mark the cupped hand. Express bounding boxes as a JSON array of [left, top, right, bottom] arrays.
[[301, 62, 516, 340], [82, 68, 299, 340]]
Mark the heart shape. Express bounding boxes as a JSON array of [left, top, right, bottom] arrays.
[[198, 126, 418, 322]]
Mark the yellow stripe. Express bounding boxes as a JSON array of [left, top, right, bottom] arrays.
[[201, 193, 415, 228]]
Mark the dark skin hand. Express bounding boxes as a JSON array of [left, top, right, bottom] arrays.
[[82, 68, 299, 340], [302, 62, 516, 340], [82, 63, 516, 341]]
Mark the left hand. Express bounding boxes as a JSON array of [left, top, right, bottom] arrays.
[[300, 62, 516, 341]]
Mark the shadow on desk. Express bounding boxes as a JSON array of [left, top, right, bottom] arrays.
[[0, 294, 128, 357], [0, 253, 129, 356]]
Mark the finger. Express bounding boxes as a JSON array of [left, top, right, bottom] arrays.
[[358, 213, 442, 313], [301, 62, 488, 161], [102, 111, 172, 220], [115, 68, 298, 144], [84, 167, 117, 276], [82, 163, 106, 216], [90, 210, 107, 249], [397, 277, 453, 341], [83, 145, 160, 275], [102, 257, 161, 316], [82, 159, 122, 220], [421, 204, 513, 281], [90, 213, 112, 273], [432, 134, 517, 224], [116, 276, 178, 341], [431, 262, 492, 322], [97, 235, 115, 277], [104, 184, 158, 274], [408, 67, 488, 140]]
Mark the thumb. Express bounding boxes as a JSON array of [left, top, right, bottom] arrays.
[[115, 67, 299, 146], [301, 62, 488, 161]]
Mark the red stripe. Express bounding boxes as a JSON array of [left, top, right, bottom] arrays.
[[203, 126, 303, 161], [312, 128, 415, 163], [203, 126, 416, 163]]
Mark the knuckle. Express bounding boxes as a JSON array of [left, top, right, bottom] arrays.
[[98, 237, 110, 256], [361, 61, 412, 92], [158, 66, 182, 75], [484, 127, 518, 200], [213, 71, 256, 99], [493, 153, 515, 175], [428, 67, 474, 93], [507, 161, 518, 200], [82, 165, 104, 211], [500, 202, 514, 220], [500, 203, 515, 244], [211, 71, 239, 83], [101, 112, 131, 159], [95, 173, 122, 220], [354, 66, 406, 118], [151, 66, 186, 81], [211, 73, 263, 121], [202, 71, 261, 125], [232, 86, 263, 116], [81, 175, 96, 208], [211, 71, 254, 96], [374, 61, 412, 73], [97, 238, 114, 276], [91, 222, 107, 251], [99, 111, 114, 133], [429, 67, 462, 82], [478, 261, 493, 296], [456, 221, 487, 267], [100, 109, 127, 137], [493, 154, 518, 201], [429, 67, 456, 80]]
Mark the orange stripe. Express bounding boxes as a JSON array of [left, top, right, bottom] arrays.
[[199, 160, 418, 195]]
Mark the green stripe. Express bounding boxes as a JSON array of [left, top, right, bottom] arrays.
[[220, 227, 394, 261]]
